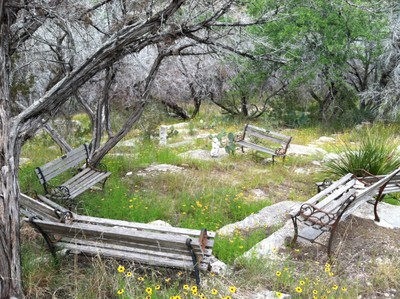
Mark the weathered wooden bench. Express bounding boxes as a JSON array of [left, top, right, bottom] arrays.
[[35, 144, 111, 200], [20, 194, 215, 285], [289, 168, 400, 257], [236, 124, 292, 162]]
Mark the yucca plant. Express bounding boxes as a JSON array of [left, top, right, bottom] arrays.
[[325, 128, 400, 177]]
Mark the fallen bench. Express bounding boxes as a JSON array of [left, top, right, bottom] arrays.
[[289, 168, 400, 257], [20, 194, 215, 285], [35, 144, 111, 200], [236, 124, 292, 162]]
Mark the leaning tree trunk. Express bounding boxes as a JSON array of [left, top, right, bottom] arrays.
[[0, 1, 24, 296]]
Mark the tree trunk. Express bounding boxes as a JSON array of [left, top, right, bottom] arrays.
[[0, 1, 24, 296]]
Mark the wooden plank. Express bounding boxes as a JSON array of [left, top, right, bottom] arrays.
[[59, 235, 213, 259], [289, 173, 355, 216], [29, 220, 209, 251], [246, 125, 291, 143], [297, 225, 325, 242], [19, 194, 60, 221], [74, 215, 216, 239], [236, 140, 277, 155], [246, 129, 287, 146], [56, 243, 210, 271], [314, 181, 357, 210]]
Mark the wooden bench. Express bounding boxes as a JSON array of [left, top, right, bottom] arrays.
[[35, 144, 111, 200], [236, 124, 292, 162], [20, 194, 215, 285], [289, 168, 400, 257]]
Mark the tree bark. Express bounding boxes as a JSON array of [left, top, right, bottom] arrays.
[[0, 1, 23, 297]]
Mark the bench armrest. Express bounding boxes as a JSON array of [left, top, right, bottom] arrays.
[[295, 203, 337, 227]]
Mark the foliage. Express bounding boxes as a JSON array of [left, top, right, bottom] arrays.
[[325, 128, 400, 176]]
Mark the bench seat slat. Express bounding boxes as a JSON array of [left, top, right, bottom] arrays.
[[58, 243, 210, 271]]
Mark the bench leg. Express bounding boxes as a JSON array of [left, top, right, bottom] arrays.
[[289, 216, 299, 247], [186, 238, 201, 286], [327, 221, 340, 261], [374, 187, 387, 222]]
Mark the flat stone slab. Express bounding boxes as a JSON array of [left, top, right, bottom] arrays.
[[137, 164, 185, 176], [179, 149, 228, 161], [287, 144, 327, 156], [217, 201, 300, 237], [242, 220, 298, 260], [352, 201, 400, 229]]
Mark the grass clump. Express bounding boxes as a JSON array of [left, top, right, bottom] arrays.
[[325, 127, 400, 177]]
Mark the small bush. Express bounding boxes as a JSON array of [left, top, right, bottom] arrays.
[[325, 128, 400, 176]]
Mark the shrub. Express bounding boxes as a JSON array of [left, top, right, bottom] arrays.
[[325, 128, 400, 177]]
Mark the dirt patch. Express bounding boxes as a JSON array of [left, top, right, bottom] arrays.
[[290, 216, 400, 298]]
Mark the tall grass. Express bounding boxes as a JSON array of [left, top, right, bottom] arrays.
[[325, 128, 400, 176]]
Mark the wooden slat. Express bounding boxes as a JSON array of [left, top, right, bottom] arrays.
[[289, 173, 355, 216], [35, 144, 89, 183], [246, 127, 288, 145], [57, 243, 210, 271], [297, 226, 325, 242], [19, 194, 60, 221], [29, 220, 211, 252], [236, 140, 277, 155]]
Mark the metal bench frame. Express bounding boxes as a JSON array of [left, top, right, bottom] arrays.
[[289, 168, 400, 257], [20, 194, 215, 285], [236, 124, 292, 162], [35, 144, 111, 200]]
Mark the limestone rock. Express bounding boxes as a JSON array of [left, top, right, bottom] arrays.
[[217, 201, 300, 237]]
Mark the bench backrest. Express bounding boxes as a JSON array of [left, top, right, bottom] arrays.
[[35, 144, 90, 185], [357, 173, 400, 195], [244, 124, 292, 151], [341, 168, 400, 221]]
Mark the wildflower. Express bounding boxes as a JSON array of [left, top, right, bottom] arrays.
[[138, 276, 145, 281], [332, 285, 338, 290], [341, 287, 347, 292], [329, 272, 334, 277], [126, 271, 132, 277], [299, 280, 305, 285], [191, 286, 198, 292], [183, 285, 189, 290], [325, 263, 331, 268], [145, 287, 152, 295], [276, 271, 282, 277], [325, 267, 330, 272], [211, 288, 218, 295], [313, 296, 317, 299], [210, 272, 216, 277], [192, 290, 198, 296], [155, 285, 161, 290], [165, 277, 171, 283], [146, 296, 151, 299], [117, 289, 124, 295], [225, 297, 232, 299], [117, 265, 125, 273], [295, 287, 302, 293], [321, 296, 327, 299], [177, 271, 183, 276], [313, 290, 318, 295], [199, 293, 206, 299], [276, 292, 283, 298], [229, 286, 237, 293]]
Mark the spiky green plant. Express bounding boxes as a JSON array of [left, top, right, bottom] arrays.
[[325, 129, 400, 177]]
